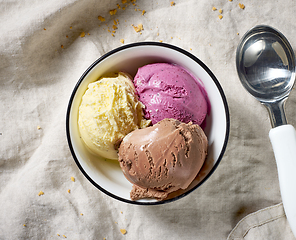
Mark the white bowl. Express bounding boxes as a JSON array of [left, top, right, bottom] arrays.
[[66, 42, 230, 205]]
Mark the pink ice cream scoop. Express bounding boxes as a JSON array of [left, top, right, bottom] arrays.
[[134, 63, 208, 125]]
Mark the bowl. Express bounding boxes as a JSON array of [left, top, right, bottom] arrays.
[[66, 42, 230, 205]]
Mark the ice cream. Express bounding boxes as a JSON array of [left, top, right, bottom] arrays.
[[118, 118, 208, 200], [78, 72, 151, 160], [134, 63, 208, 125]]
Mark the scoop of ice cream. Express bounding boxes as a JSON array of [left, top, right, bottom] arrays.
[[134, 63, 208, 125], [78, 72, 151, 160], [118, 118, 208, 200]]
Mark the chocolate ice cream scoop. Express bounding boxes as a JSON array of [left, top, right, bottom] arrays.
[[118, 118, 208, 201]]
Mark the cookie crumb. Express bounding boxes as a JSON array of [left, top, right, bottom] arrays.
[[80, 213, 83, 216], [219, 9, 223, 13], [159, 40, 163, 43], [71, 177, 75, 182], [23, 224, 26, 227], [70, 26, 72, 29], [170, 1, 175, 6], [218, 15, 223, 19], [37, 125, 41, 130], [109, 9, 117, 15], [67, 189, 71, 193], [120, 211, 123, 214], [63, 235, 67, 238], [61, 45, 64, 48], [142, 10, 146, 15], [98, 16, 105, 22], [43, 28, 46, 30], [120, 229, 127, 235], [133, 25, 140, 32], [133, 23, 143, 32], [38, 191, 44, 196], [229, 0, 233, 1], [120, 39, 124, 44], [212, 7, 217, 11], [57, 234, 60, 236], [239, 3, 245, 9], [80, 32, 85, 38]]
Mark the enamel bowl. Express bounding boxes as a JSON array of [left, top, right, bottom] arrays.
[[66, 42, 230, 205]]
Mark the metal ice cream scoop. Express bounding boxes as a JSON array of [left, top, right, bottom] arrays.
[[236, 25, 296, 237]]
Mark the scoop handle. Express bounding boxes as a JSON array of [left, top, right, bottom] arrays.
[[269, 124, 296, 237]]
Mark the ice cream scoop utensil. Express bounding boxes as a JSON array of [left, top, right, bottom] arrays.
[[236, 25, 296, 237]]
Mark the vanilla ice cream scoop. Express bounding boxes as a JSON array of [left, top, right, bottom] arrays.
[[78, 72, 151, 160], [118, 118, 208, 200]]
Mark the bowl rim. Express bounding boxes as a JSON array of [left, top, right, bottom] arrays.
[[66, 41, 230, 205]]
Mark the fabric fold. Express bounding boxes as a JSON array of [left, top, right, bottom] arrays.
[[228, 203, 295, 240]]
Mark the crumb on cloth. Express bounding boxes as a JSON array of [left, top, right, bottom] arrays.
[[239, 3, 245, 9], [133, 23, 143, 32], [98, 16, 105, 22], [109, 9, 117, 15]]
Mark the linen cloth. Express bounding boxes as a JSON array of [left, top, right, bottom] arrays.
[[228, 203, 295, 240], [1, 0, 296, 239]]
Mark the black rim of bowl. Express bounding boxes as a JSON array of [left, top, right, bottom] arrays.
[[66, 41, 230, 205]]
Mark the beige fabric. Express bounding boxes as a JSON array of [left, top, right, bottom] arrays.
[[1, 0, 296, 239], [228, 203, 295, 240]]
